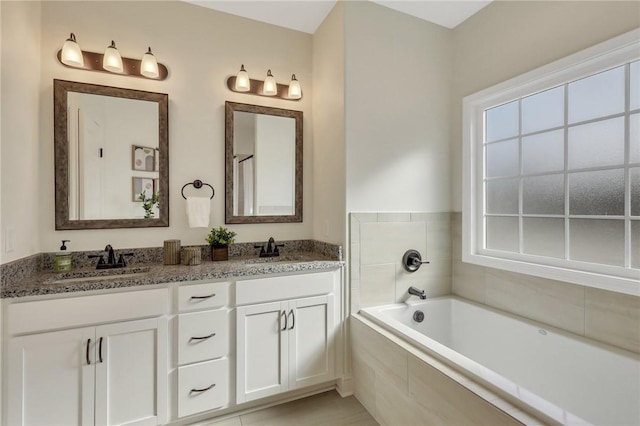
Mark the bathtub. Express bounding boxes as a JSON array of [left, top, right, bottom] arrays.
[[360, 296, 640, 426]]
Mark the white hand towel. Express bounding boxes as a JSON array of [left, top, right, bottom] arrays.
[[186, 196, 211, 228]]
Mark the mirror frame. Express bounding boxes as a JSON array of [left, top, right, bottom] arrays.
[[54, 79, 169, 229], [225, 101, 303, 224]]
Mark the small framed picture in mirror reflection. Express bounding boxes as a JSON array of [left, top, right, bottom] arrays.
[[132, 145, 155, 171], [133, 177, 154, 202]]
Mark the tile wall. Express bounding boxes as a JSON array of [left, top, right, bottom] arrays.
[[349, 212, 452, 312], [451, 213, 640, 354]]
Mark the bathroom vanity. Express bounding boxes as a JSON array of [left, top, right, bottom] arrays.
[[1, 255, 344, 425]]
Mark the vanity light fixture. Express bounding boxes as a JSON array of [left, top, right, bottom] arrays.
[[263, 69, 277, 96], [103, 40, 123, 73], [56, 33, 169, 80], [235, 64, 250, 92], [288, 74, 301, 100], [226, 65, 302, 101], [140, 47, 159, 79], [61, 33, 84, 67]]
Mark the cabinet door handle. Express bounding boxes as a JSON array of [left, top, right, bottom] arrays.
[[190, 293, 216, 300], [86, 338, 91, 365], [190, 383, 216, 394], [189, 332, 216, 342], [288, 309, 295, 330], [280, 310, 287, 331], [98, 337, 103, 363]]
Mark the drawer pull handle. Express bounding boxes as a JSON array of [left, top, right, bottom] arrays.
[[280, 310, 287, 331], [189, 332, 216, 342], [190, 383, 216, 394], [190, 293, 216, 300], [98, 337, 103, 363], [86, 338, 91, 365]]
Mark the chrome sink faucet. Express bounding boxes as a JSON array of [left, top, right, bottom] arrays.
[[408, 286, 427, 300]]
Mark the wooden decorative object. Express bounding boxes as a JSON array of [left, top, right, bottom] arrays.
[[212, 246, 229, 262], [163, 240, 181, 265], [183, 247, 201, 266]]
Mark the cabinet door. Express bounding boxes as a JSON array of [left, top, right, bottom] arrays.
[[7, 327, 95, 426], [288, 295, 335, 390], [94, 317, 168, 426], [236, 301, 288, 403]]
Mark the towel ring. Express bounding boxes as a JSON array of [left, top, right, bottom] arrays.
[[181, 180, 214, 199]]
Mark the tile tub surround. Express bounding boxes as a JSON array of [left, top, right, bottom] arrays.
[[450, 213, 640, 354], [1, 240, 343, 298], [349, 212, 452, 312]]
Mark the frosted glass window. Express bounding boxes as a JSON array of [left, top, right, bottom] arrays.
[[568, 66, 625, 123], [570, 219, 624, 266], [523, 175, 564, 215], [522, 86, 564, 134], [523, 218, 564, 258], [486, 217, 519, 252], [632, 221, 640, 269], [522, 130, 564, 174], [631, 61, 639, 111], [486, 179, 519, 214], [568, 117, 624, 169], [569, 169, 624, 216], [632, 168, 640, 217], [631, 113, 640, 164], [486, 101, 519, 142], [486, 139, 519, 177]]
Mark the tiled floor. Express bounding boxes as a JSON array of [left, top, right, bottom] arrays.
[[206, 391, 378, 426]]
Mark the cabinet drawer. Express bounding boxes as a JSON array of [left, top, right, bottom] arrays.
[[236, 270, 337, 306], [178, 310, 229, 365], [178, 358, 229, 418], [178, 281, 229, 312]]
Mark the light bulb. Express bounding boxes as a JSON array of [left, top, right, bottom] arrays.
[[235, 64, 250, 92], [140, 47, 159, 79], [103, 40, 123, 73], [61, 33, 84, 67], [263, 69, 277, 96], [288, 74, 301, 99]]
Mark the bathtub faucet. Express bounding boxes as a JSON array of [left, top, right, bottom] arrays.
[[408, 286, 427, 300]]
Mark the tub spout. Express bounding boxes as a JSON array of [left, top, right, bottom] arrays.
[[408, 286, 427, 300]]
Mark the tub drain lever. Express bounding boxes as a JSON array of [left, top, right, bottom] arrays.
[[403, 249, 430, 272]]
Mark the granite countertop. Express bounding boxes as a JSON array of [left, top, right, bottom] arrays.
[[2, 254, 343, 299]]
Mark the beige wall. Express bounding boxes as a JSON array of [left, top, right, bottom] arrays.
[[18, 0, 313, 255], [0, 1, 42, 263], [450, 0, 640, 211], [344, 1, 453, 213], [312, 3, 346, 246]]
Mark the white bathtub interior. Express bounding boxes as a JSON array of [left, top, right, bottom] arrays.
[[361, 296, 640, 426]]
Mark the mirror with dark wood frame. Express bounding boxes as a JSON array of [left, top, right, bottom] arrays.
[[54, 79, 169, 229], [225, 101, 303, 224]]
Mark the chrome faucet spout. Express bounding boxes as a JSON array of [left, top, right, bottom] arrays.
[[408, 286, 427, 300]]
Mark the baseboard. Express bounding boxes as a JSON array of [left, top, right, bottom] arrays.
[[335, 375, 354, 397]]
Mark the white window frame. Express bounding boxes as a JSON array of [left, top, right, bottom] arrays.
[[462, 29, 640, 296]]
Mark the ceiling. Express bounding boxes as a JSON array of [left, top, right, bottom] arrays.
[[184, 0, 493, 34]]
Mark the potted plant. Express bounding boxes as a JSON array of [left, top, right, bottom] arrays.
[[206, 226, 237, 261]]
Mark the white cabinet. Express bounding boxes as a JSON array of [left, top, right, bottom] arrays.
[[5, 288, 169, 426], [7, 317, 168, 426], [236, 294, 335, 403], [176, 281, 231, 418]]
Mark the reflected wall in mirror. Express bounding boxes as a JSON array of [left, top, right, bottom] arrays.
[[225, 101, 302, 223], [54, 79, 169, 229]]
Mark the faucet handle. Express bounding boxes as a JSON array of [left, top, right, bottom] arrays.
[[274, 244, 285, 255], [88, 254, 105, 265], [254, 245, 266, 255], [117, 253, 134, 267]]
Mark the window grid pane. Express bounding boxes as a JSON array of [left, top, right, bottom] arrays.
[[483, 61, 635, 269]]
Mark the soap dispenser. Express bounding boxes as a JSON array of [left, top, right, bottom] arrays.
[[54, 240, 72, 272]]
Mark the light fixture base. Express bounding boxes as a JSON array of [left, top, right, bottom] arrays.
[[56, 50, 168, 80], [226, 76, 302, 101]]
